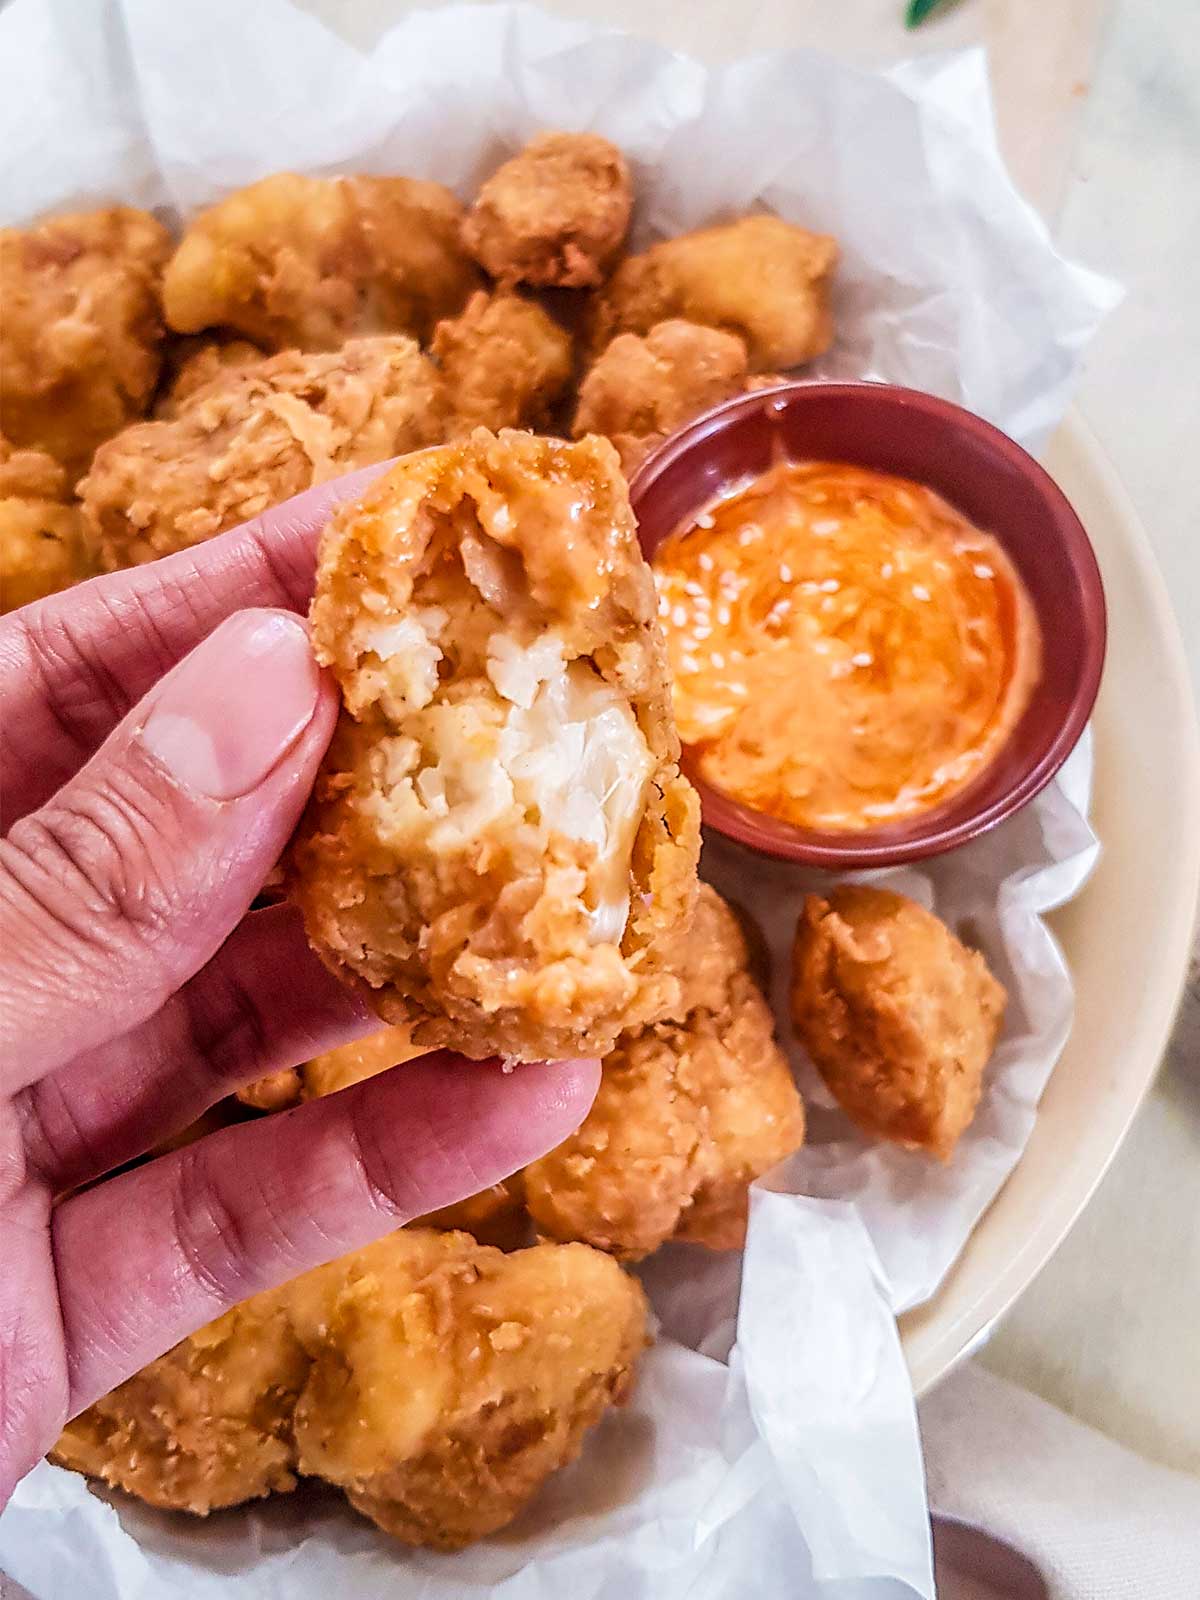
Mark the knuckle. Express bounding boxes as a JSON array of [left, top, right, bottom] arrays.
[[182, 967, 272, 1091], [342, 1081, 442, 1224], [1, 763, 183, 956], [168, 1145, 263, 1307]]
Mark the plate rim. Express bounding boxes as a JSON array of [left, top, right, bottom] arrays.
[[898, 408, 1200, 1393]]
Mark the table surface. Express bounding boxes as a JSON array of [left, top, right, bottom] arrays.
[[298, 0, 1200, 1477]]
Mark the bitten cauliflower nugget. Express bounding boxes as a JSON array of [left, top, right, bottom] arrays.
[[162, 173, 481, 351], [573, 320, 750, 475], [463, 132, 632, 289], [591, 215, 838, 372], [55, 1231, 647, 1550], [524, 884, 805, 1257], [0, 206, 170, 479], [431, 291, 573, 434], [0, 437, 91, 612], [290, 429, 701, 1061], [791, 886, 1006, 1161], [81, 336, 442, 569]]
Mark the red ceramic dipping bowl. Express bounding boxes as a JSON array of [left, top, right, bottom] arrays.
[[629, 381, 1107, 868]]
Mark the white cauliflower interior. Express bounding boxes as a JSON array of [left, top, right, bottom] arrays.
[[360, 623, 655, 947]]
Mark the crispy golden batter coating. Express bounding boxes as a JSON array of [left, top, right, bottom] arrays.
[[0, 206, 170, 479], [302, 1020, 424, 1099], [591, 215, 838, 372], [80, 336, 443, 570], [573, 319, 750, 475], [289, 429, 701, 1062], [51, 1292, 308, 1513], [525, 885, 804, 1257], [462, 132, 632, 289], [156, 334, 265, 416], [285, 1232, 645, 1548], [0, 437, 91, 612], [792, 886, 1006, 1161], [55, 1230, 646, 1550], [431, 291, 573, 434], [162, 173, 481, 351]]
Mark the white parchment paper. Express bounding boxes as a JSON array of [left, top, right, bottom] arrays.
[[0, 1, 1119, 1595]]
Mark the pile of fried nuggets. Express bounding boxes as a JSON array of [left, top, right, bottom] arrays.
[[3, 133, 1006, 1550]]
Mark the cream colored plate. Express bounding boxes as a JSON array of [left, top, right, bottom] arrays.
[[900, 412, 1200, 1393]]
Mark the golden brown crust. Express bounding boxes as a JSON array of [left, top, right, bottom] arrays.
[[432, 291, 573, 434], [51, 1293, 308, 1513], [573, 319, 750, 475], [80, 336, 443, 570], [162, 173, 481, 351], [590, 216, 838, 372], [0, 435, 91, 612], [289, 428, 701, 1062], [791, 886, 1006, 1161], [56, 1230, 647, 1549], [524, 885, 805, 1257], [286, 1232, 646, 1549], [156, 334, 266, 416], [0, 206, 170, 479], [463, 132, 632, 289]]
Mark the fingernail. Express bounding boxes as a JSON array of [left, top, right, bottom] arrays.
[[140, 611, 321, 800]]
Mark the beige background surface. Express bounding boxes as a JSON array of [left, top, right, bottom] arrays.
[[296, 0, 1200, 1475]]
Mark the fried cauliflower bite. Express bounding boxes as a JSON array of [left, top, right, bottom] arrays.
[[431, 291, 573, 434], [55, 1231, 646, 1550], [590, 215, 838, 373], [162, 172, 482, 352], [463, 132, 632, 289], [0, 206, 170, 479], [524, 885, 805, 1258], [0, 437, 91, 612], [80, 336, 443, 570], [792, 886, 1007, 1161], [285, 1231, 646, 1549], [51, 1291, 308, 1514], [573, 319, 750, 475], [289, 428, 701, 1062], [156, 333, 265, 416]]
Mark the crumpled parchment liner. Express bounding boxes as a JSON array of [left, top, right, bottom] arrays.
[[0, 1, 1118, 1593]]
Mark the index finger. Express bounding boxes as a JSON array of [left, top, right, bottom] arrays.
[[0, 463, 389, 824]]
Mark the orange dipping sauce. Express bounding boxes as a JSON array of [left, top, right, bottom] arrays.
[[652, 460, 1042, 832]]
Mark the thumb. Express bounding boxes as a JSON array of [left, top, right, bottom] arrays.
[[0, 608, 337, 1089]]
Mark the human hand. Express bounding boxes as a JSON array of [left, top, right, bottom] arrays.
[[0, 473, 600, 1504]]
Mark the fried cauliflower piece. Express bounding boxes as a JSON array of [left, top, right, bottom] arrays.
[[524, 885, 804, 1258], [162, 173, 481, 352], [573, 319, 750, 475], [590, 215, 838, 372], [431, 291, 573, 434], [289, 428, 701, 1062], [285, 1231, 645, 1549], [0, 206, 170, 479], [80, 336, 443, 570], [55, 1231, 646, 1550], [0, 437, 91, 612], [463, 132, 632, 289], [157, 333, 265, 416], [51, 1291, 308, 1513], [792, 886, 1007, 1161]]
